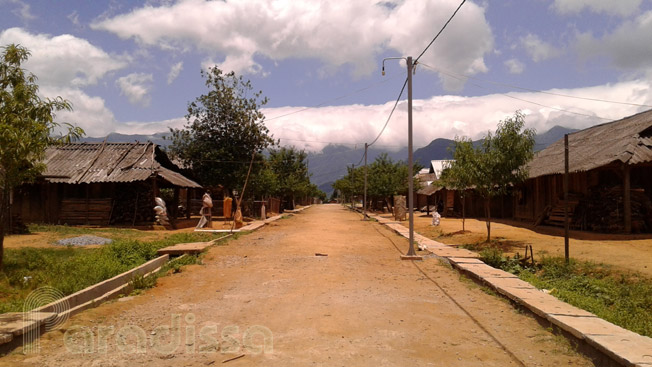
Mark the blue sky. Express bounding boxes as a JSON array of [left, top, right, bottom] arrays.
[[2, 0, 652, 151]]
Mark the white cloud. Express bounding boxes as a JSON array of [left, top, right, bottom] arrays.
[[2, 0, 36, 21], [0, 28, 129, 137], [167, 61, 183, 84], [110, 79, 652, 153], [521, 34, 561, 62], [260, 79, 652, 152], [0, 27, 128, 87], [91, 0, 494, 91], [67, 11, 80, 26], [116, 72, 154, 107], [552, 0, 641, 17], [575, 10, 652, 73], [504, 58, 525, 74], [40, 86, 119, 137]]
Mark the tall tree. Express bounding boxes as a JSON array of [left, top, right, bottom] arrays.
[[268, 147, 313, 209], [446, 111, 535, 241], [0, 44, 83, 269], [168, 67, 275, 194], [441, 139, 474, 231]]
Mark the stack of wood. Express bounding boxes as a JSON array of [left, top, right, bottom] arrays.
[[574, 186, 652, 233], [110, 183, 154, 224]]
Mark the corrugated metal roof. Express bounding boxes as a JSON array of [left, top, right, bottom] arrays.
[[528, 109, 652, 178], [417, 182, 443, 196], [429, 160, 453, 179], [42, 142, 202, 188]]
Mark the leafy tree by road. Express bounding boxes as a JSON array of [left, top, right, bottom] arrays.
[[0, 44, 83, 269], [445, 111, 535, 241], [267, 147, 320, 209], [333, 153, 420, 211], [168, 67, 275, 194], [440, 138, 474, 231]]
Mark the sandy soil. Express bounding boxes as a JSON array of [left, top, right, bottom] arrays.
[[391, 212, 652, 278], [1, 204, 591, 366]]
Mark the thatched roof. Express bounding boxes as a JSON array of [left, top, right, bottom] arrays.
[[42, 142, 201, 188], [528, 109, 652, 178]]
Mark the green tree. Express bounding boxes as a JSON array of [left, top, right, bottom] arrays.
[[0, 44, 83, 269], [447, 111, 535, 241], [365, 153, 420, 212], [268, 147, 313, 209], [441, 139, 474, 231], [168, 67, 275, 194], [248, 159, 279, 200]]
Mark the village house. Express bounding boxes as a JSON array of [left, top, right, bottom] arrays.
[[11, 141, 202, 226], [514, 109, 652, 233]]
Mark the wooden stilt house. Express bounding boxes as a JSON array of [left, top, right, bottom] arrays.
[[11, 141, 202, 226]]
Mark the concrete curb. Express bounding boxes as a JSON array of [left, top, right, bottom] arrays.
[[0, 254, 169, 348], [366, 211, 652, 367]]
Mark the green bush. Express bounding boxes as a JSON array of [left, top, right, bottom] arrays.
[[0, 231, 226, 313]]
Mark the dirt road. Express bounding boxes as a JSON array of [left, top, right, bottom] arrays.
[[2, 204, 592, 366]]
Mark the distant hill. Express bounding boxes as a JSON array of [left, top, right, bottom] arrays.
[[82, 132, 171, 147], [307, 144, 407, 196], [534, 125, 577, 152], [412, 125, 577, 168]]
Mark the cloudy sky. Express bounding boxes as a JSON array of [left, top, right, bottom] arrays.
[[2, 0, 652, 152]]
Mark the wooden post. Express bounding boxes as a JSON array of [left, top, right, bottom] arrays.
[[564, 134, 570, 263], [186, 188, 192, 219], [85, 184, 90, 225], [172, 187, 180, 219], [624, 164, 631, 233]]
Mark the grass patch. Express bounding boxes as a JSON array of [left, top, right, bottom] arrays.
[[480, 249, 652, 338], [130, 254, 202, 295], [0, 231, 226, 313]]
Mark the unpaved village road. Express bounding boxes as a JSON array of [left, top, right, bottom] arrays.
[[2, 204, 593, 366]]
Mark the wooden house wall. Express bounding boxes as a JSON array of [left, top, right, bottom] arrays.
[[12, 181, 167, 225], [513, 165, 652, 224], [514, 171, 593, 222]]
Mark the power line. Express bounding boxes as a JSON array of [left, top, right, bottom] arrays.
[[415, 0, 467, 63], [265, 73, 401, 122], [276, 136, 402, 149], [423, 64, 652, 109], [419, 62, 613, 121], [368, 78, 408, 147]]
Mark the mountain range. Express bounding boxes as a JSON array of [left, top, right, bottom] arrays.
[[81, 125, 577, 196]]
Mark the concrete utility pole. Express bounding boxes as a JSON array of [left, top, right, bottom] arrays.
[[350, 163, 355, 210], [405, 56, 417, 258], [363, 143, 368, 221], [564, 134, 569, 264], [382, 56, 421, 260]]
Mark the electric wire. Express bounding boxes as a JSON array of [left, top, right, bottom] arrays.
[[414, 0, 467, 63], [419, 62, 613, 121], [423, 64, 652, 109], [368, 78, 408, 148], [265, 72, 401, 122]]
